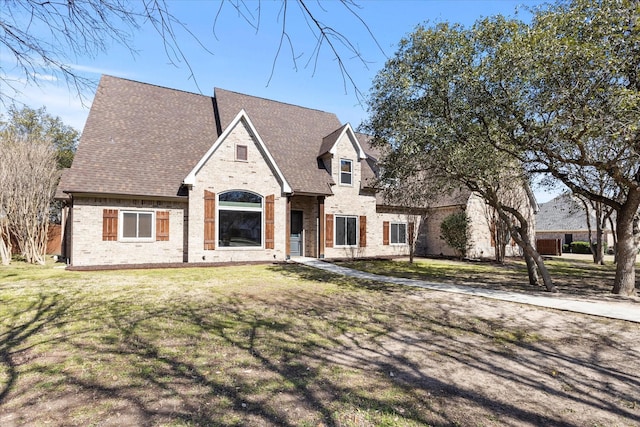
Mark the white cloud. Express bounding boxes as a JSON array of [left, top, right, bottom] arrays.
[[1, 82, 91, 131], [68, 63, 131, 78], [33, 73, 58, 82]]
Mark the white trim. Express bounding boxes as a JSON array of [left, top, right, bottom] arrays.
[[183, 110, 292, 193], [327, 123, 367, 160], [119, 210, 155, 242], [339, 158, 353, 186], [390, 222, 408, 245], [217, 190, 264, 249], [334, 214, 359, 247]]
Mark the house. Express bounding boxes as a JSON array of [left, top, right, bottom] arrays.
[[421, 190, 529, 259], [535, 193, 615, 251], [57, 76, 525, 267]]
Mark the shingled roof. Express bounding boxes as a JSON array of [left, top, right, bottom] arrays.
[[536, 194, 593, 231], [59, 75, 217, 198], [214, 88, 343, 195], [59, 76, 380, 199]]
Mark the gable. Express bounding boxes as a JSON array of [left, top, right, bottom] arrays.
[[319, 124, 367, 160], [214, 88, 340, 195], [59, 76, 380, 200], [536, 194, 593, 231], [184, 110, 292, 194]]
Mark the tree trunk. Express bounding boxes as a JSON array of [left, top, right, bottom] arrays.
[[409, 241, 415, 264], [498, 211, 556, 292], [0, 232, 10, 265], [612, 202, 639, 295], [519, 235, 556, 292], [523, 252, 540, 287], [609, 215, 617, 264], [579, 197, 597, 263], [594, 219, 604, 265], [593, 202, 605, 265]]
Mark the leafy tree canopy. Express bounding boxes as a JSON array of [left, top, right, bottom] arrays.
[[0, 106, 79, 169], [365, 0, 639, 294]]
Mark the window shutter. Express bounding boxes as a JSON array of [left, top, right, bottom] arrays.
[[359, 216, 366, 247], [102, 209, 118, 241], [156, 211, 170, 241], [383, 221, 390, 245], [325, 214, 334, 248], [265, 194, 275, 249], [204, 191, 216, 250], [408, 222, 415, 244]]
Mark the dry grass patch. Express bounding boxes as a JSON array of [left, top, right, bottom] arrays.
[[0, 259, 638, 426], [338, 257, 640, 300]]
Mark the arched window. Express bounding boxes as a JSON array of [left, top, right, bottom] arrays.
[[218, 191, 263, 247]]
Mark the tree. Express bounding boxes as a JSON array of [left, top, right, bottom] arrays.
[[1, 106, 79, 169], [480, 0, 639, 295], [372, 161, 434, 263], [0, 159, 11, 265], [440, 211, 470, 258], [575, 190, 616, 265], [484, 202, 513, 264], [1, 0, 379, 104], [368, 0, 639, 295], [364, 21, 555, 291], [0, 130, 59, 265]]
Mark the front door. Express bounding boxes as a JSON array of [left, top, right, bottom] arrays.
[[290, 210, 303, 256]]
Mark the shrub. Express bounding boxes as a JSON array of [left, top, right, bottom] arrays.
[[440, 211, 470, 258], [570, 241, 591, 254]]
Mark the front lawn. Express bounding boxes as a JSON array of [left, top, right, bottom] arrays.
[[0, 260, 638, 426], [336, 256, 632, 298]]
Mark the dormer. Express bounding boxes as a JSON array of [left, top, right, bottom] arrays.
[[318, 124, 367, 187]]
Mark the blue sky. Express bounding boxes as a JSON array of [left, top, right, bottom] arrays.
[[3, 0, 557, 200]]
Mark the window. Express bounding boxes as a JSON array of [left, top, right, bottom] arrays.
[[236, 144, 248, 161], [390, 222, 407, 244], [335, 215, 357, 246], [120, 211, 154, 241], [218, 191, 262, 247], [340, 159, 352, 185]]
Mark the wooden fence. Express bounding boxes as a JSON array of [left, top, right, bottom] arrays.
[[536, 238, 562, 256], [8, 224, 62, 256]]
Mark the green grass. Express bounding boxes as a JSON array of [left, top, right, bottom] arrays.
[[0, 258, 637, 426], [0, 261, 433, 425], [336, 257, 626, 296]]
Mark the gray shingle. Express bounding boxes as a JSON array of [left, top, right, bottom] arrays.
[[60, 75, 217, 198], [59, 76, 382, 199], [536, 194, 593, 231]]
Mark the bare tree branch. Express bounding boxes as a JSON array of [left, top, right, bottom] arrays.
[[2, 0, 381, 105]]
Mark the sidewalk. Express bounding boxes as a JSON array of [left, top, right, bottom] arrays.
[[294, 258, 640, 324]]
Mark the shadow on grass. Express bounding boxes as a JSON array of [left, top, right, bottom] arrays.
[[0, 263, 638, 426], [0, 292, 74, 403], [336, 257, 636, 299]]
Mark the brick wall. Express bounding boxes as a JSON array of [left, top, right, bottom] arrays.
[[70, 197, 186, 266], [188, 119, 287, 263], [322, 131, 422, 258]]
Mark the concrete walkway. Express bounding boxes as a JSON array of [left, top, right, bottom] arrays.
[[294, 258, 640, 324]]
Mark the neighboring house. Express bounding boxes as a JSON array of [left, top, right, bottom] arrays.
[[535, 194, 615, 250], [57, 76, 527, 267]]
